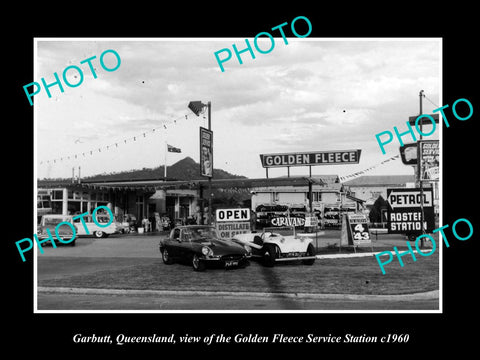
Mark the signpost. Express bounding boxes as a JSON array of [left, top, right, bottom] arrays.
[[215, 208, 251, 239], [408, 113, 439, 126], [399, 142, 418, 165], [188, 100, 213, 224], [304, 215, 318, 227], [418, 140, 439, 181], [200, 127, 213, 178], [386, 188, 435, 233], [340, 213, 372, 252], [399, 91, 440, 247]]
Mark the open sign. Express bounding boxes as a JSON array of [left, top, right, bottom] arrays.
[[216, 208, 250, 222]]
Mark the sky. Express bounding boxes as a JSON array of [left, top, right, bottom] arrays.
[[35, 38, 441, 180]]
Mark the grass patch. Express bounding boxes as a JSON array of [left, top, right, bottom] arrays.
[[39, 251, 439, 295]]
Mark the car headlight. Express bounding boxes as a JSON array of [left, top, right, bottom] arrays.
[[202, 246, 213, 256], [244, 244, 252, 253]]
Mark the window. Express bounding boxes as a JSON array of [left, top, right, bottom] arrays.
[[173, 228, 180, 239], [136, 195, 144, 219], [307, 192, 322, 202], [52, 190, 63, 200]]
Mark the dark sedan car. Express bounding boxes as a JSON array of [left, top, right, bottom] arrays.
[[159, 225, 251, 271]]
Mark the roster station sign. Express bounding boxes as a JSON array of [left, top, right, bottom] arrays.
[[259, 150, 361, 168], [386, 188, 435, 233]]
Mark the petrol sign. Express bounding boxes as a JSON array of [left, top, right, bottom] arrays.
[[386, 188, 435, 233]]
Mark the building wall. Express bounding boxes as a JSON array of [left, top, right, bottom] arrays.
[[348, 185, 390, 203], [148, 189, 199, 221], [251, 185, 342, 212], [39, 186, 150, 221], [347, 182, 438, 214]]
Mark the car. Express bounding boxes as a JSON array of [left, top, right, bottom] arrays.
[[113, 215, 129, 233], [121, 213, 137, 233], [173, 218, 184, 227], [159, 225, 251, 271], [160, 215, 172, 230], [37, 214, 77, 246], [254, 204, 289, 228], [73, 213, 121, 238], [232, 226, 316, 267]]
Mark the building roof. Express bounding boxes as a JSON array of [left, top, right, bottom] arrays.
[[276, 175, 340, 184], [37, 177, 327, 192], [343, 175, 415, 187]]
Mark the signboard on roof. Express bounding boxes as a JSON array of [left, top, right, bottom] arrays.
[[259, 150, 361, 168]]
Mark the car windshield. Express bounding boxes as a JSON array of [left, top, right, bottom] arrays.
[[96, 216, 111, 224], [44, 218, 65, 225], [183, 227, 219, 241]]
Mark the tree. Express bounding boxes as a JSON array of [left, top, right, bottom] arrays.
[[369, 195, 388, 223]]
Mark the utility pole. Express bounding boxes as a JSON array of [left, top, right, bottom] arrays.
[[418, 90, 426, 248], [164, 141, 167, 178]]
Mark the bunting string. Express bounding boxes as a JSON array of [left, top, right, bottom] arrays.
[[338, 154, 400, 183], [39, 111, 204, 166]]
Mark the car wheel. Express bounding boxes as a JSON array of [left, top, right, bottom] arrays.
[[408, 234, 417, 242], [302, 243, 316, 265], [70, 239, 76, 247], [162, 248, 174, 265], [192, 254, 206, 272], [262, 244, 278, 267], [94, 231, 105, 238]]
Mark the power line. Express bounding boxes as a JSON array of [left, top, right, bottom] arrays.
[[339, 155, 400, 183], [39, 111, 196, 166], [423, 93, 440, 109]]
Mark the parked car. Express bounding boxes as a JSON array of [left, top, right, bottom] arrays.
[[173, 218, 184, 227], [232, 226, 316, 267], [114, 215, 129, 233], [255, 204, 289, 228], [159, 225, 251, 271], [37, 214, 77, 246], [121, 214, 137, 233], [73, 213, 120, 238], [160, 215, 172, 230]]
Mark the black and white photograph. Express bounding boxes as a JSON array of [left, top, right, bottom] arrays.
[[31, 37, 442, 312], [7, 5, 479, 354]]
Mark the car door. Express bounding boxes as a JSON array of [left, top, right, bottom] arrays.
[[166, 228, 182, 258], [177, 229, 194, 260]]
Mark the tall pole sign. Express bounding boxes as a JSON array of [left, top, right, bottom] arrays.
[[200, 127, 213, 177], [418, 140, 439, 181], [189, 100, 213, 225]]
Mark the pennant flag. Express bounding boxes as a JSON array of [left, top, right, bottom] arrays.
[[39, 111, 194, 166], [167, 144, 181, 153], [339, 155, 400, 183]]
